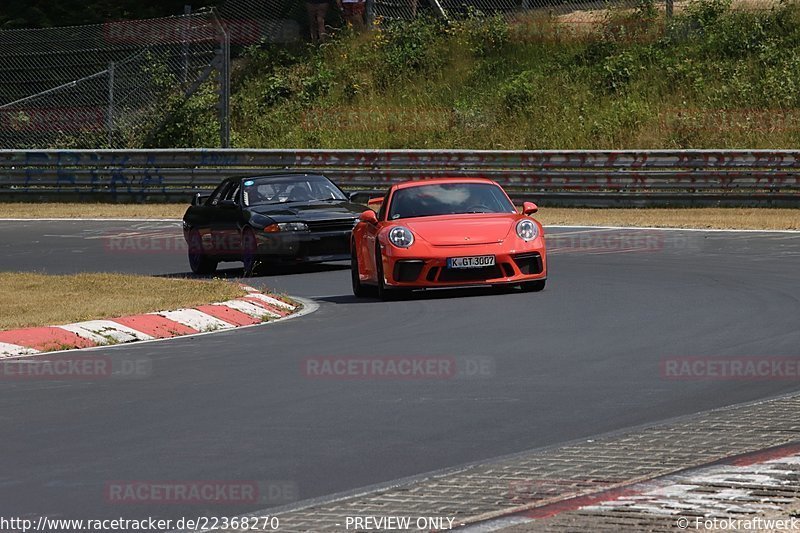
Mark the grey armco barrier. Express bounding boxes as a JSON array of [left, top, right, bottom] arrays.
[[1, 149, 798, 206]]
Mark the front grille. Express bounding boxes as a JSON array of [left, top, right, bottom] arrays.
[[437, 264, 504, 283], [513, 253, 543, 275], [393, 260, 425, 282], [306, 219, 355, 233]]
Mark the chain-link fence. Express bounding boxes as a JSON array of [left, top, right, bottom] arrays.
[[0, 0, 781, 149], [0, 13, 223, 149]]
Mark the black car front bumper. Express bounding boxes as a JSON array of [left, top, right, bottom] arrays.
[[256, 230, 351, 263]]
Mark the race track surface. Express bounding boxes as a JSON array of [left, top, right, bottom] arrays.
[[1, 220, 799, 522]]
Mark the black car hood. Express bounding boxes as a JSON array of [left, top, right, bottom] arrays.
[[248, 201, 364, 222]]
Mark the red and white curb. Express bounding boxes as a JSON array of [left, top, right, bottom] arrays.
[[0, 285, 304, 358]]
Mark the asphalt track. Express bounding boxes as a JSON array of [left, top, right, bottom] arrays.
[[1, 220, 799, 523]]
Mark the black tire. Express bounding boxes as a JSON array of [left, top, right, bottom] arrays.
[[520, 279, 546, 292], [375, 245, 390, 301], [351, 244, 371, 297], [187, 231, 217, 275], [241, 228, 261, 277]]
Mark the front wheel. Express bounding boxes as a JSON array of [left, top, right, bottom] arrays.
[[375, 245, 409, 301], [187, 231, 218, 275], [351, 244, 371, 297], [242, 229, 261, 277], [520, 279, 546, 292]]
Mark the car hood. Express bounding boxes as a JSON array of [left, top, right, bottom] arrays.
[[248, 201, 363, 222], [402, 214, 517, 245]]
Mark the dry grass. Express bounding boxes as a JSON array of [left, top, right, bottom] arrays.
[[0, 272, 246, 330], [0, 203, 796, 230], [0, 203, 187, 219], [535, 208, 800, 230]]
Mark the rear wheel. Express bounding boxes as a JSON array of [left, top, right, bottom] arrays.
[[351, 243, 371, 297], [187, 231, 217, 275], [520, 279, 546, 292]]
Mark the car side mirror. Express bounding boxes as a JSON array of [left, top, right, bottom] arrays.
[[359, 210, 378, 225], [218, 199, 237, 209], [522, 202, 538, 215], [193, 192, 210, 206]]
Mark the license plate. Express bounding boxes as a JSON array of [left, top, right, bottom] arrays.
[[447, 255, 496, 269]]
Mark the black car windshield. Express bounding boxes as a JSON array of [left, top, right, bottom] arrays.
[[388, 182, 515, 220], [242, 175, 347, 206]]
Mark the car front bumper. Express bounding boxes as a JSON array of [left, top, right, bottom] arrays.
[[256, 230, 351, 263], [380, 241, 547, 288]]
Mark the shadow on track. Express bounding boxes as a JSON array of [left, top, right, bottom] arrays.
[[159, 262, 351, 280], [317, 284, 534, 305]]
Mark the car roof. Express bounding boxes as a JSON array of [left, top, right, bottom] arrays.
[[235, 172, 328, 181], [392, 178, 497, 190]]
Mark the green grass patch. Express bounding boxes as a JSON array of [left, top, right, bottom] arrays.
[[155, 0, 800, 149]]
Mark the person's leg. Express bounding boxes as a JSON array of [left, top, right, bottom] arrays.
[[317, 4, 329, 42], [352, 3, 366, 30], [306, 3, 319, 42]]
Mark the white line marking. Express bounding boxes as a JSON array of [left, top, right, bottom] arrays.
[[0, 218, 181, 222], [545, 225, 800, 234]]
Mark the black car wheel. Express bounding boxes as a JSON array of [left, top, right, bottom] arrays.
[[351, 243, 371, 298], [520, 279, 546, 292], [242, 228, 260, 277], [187, 231, 217, 276]]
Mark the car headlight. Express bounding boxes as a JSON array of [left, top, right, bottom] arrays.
[[516, 219, 538, 241], [264, 222, 309, 232], [388, 226, 414, 248]]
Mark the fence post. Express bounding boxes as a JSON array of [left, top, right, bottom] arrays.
[[182, 5, 192, 84], [107, 62, 115, 148], [366, 0, 375, 27], [212, 12, 231, 148]]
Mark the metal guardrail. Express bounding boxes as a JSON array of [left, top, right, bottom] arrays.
[[1, 149, 799, 206]]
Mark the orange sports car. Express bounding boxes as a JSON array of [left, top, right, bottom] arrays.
[[351, 178, 547, 299]]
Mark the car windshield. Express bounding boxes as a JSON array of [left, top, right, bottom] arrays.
[[388, 182, 515, 220], [242, 175, 347, 206]]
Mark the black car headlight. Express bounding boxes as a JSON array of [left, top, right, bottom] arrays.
[[264, 222, 309, 233]]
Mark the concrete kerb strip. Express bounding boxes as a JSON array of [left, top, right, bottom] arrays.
[[0, 286, 316, 359], [218, 390, 800, 533]]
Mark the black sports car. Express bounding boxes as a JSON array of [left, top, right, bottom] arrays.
[[182, 173, 365, 275]]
